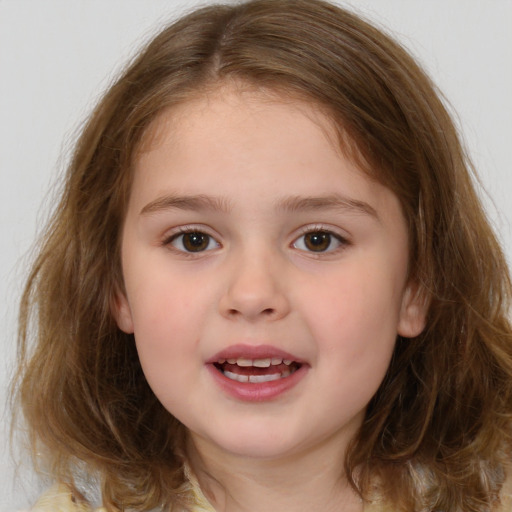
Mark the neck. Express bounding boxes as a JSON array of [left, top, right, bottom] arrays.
[[187, 434, 364, 512]]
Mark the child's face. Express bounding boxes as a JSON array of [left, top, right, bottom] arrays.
[[115, 87, 425, 462]]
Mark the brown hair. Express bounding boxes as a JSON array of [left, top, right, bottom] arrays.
[[14, 0, 512, 510]]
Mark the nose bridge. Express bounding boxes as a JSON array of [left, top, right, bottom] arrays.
[[219, 242, 290, 321]]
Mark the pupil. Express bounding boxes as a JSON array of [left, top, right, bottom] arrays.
[[183, 232, 208, 252], [305, 232, 330, 252]]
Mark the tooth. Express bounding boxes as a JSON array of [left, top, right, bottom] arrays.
[[249, 373, 281, 383], [227, 358, 237, 364], [218, 359, 226, 364], [271, 357, 283, 365], [283, 359, 292, 365], [237, 357, 253, 367], [281, 369, 291, 378], [253, 358, 271, 368], [224, 370, 249, 383]]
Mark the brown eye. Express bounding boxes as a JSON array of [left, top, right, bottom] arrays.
[[293, 230, 344, 253], [170, 232, 218, 253], [304, 232, 331, 252]]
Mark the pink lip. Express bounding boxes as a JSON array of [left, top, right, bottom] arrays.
[[206, 344, 309, 402], [207, 344, 305, 364]]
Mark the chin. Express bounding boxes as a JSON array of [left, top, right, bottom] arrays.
[[219, 441, 297, 460], [204, 423, 310, 460]]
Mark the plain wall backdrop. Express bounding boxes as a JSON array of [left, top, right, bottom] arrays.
[[1, 0, 511, 510]]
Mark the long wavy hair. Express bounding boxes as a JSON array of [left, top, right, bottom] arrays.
[[14, 0, 512, 510]]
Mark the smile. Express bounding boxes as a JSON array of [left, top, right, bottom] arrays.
[[207, 345, 307, 401], [214, 357, 301, 383]]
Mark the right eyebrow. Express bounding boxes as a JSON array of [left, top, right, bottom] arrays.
[[140, 194, 232, 216]]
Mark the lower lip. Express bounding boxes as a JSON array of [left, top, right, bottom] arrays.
[[206, 364, 308, 402]]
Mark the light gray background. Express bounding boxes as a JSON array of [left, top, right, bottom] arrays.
[[1, 1, 511, 510]]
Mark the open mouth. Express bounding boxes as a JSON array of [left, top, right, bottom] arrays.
[[213, 357, 302, 383]]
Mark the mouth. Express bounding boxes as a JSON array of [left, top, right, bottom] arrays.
[[206, 345, 307, 400], [213, 357, 302, 383]]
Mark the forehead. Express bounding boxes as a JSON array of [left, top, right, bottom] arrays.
[[126, 85, 402, 230], [133, 88, 352, 192], [137, 83, 344, 160]]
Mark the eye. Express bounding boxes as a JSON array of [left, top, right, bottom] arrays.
[[292, 230, 346, 253], [168, 231, 219, 253]]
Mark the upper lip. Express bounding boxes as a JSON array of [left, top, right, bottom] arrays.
[[207, 344, 305, 364]]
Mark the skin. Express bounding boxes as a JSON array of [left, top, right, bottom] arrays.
[[114, 86, 426, 512]]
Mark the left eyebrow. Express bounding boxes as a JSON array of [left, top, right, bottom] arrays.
[[277, 194, 379, 219], [140, 194, 232, 216]]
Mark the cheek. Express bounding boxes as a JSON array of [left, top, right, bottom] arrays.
[[305, 264, 404, 337], [300, 262, 403, 379], [130, 290, 202, 411], [313, 280, 399, 417], [125, 256, 210, 332], [125, 271, 206, 380]]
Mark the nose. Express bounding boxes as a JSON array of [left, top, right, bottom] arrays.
[[218, 250, 291, 322]]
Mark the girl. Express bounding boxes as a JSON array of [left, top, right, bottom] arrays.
[[13, 0, 512, 511]]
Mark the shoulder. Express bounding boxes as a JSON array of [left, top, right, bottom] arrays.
[[29, 484, 106, 512], [28, 483, 213, 512], [361, 476, 512, 512]]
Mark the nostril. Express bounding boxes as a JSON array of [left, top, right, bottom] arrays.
[[227, 307, 276, 317]]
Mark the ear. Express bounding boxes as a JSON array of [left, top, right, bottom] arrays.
[[397, 281, 429, 338], [111, 290, 135, 334]]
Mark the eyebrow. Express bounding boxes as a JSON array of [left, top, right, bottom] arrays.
[[140, 194, 232, 215], [277, 194, 378, 218], [140, 192, 378, 219]]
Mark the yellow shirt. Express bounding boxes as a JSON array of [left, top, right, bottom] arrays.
[[30, 479, 512, 512]]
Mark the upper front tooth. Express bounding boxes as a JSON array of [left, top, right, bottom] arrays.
[[227, 358, 237, 364], [253, 358, 271, 368], [237, 357, 253, 367], [271, 357, 283, 365]]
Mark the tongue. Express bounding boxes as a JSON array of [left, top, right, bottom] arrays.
[[221, 362, 290, 376]]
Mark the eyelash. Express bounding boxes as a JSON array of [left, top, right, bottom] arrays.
[[292, 226, 350, 254], [162, 226, 350, 255], [162, 227, 220, 255]]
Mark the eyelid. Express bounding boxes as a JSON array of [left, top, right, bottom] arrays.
[[161, 225, 221, 253], [161, 224, 216, 241], [291, 224, 351, 253]]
